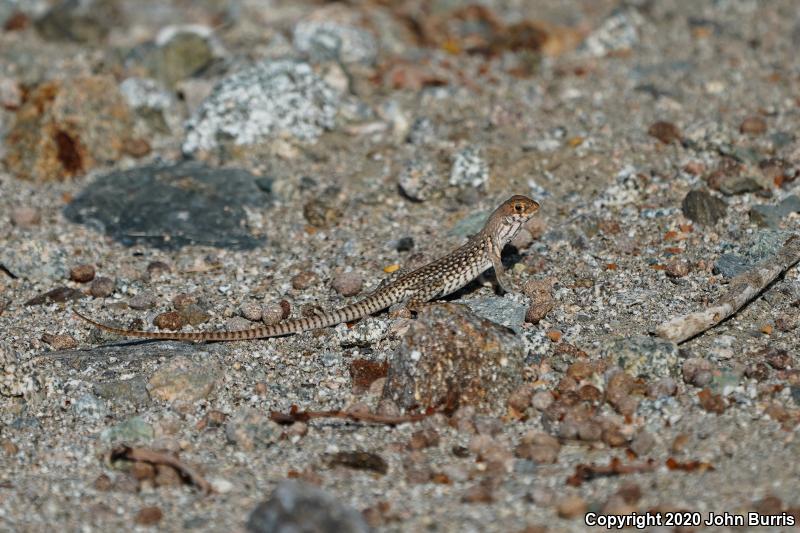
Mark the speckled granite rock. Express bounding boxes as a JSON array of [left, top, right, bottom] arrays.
[[182, 59, 340, 154], [596, 335, 680, 380], [383, 303, 525, 415], [247, 480, 370, 533], [63, 161, 269, 249]]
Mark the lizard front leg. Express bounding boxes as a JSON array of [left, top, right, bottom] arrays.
[[490, 237, 514, 295]]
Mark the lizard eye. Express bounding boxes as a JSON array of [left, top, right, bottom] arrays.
[[514, 203, 524, 213]]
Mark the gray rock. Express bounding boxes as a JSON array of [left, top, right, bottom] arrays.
[[398, 157, 438, 201], [597, 335, 680, 379], [144, 25, 218, 87], [72, 393, 107, 421], [582, 7, 644, 57], [456, 295, 527, 334], [1, 340, 40, 397], [682, 189, 727, 226], [749, 195, 800, 228], [247, 480, 369, 533], [128, 292, 156, 310], [383, 303, 526, 415], [225, 408, 282, 451], [119, 77, 176, 134], [714, 229, 795, 277], [147, 356, 221, 404], [34, 0, 120, 44], [63, 161, 269, 250], [449, 146, 488, 189], [101, 416, 154, 444], [718, 176, 765, 196], [0, 244, 69, 281], [293, 8, 377, 65], [93, 377, 150, 406], [183, 60, 340, 154]]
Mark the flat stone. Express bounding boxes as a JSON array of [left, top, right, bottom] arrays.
[[714, 230, 795, 277], [455, 295, 527, 333], [147, 356, 220, 404], [225, 408, 282, 451], [247, 480, 369, 533], [682, 189, 727, 226], [93, 377, 151, 406], [101, 416, 154, 444], [596, 335, 680, 379], [63, 161, 269, 249], [749, 195, 800, 228], [382, 303, 526, 415]]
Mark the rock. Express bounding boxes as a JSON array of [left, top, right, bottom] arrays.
[[718, 176, 765, 196], [292, 271, 318, 290], [63, 161, 269, 250], [398, 157, 438, 201], [682, 358, 714, 387], [648, 121, 682, 144], [10, 206, 40, 227], [119, 77, 176, 134], [515, 431, 560, 464], [240, 302, 263, 322], [4, 75, 133, 181], [41, 333, 77, 350], [455, 295, 527, 333], [144, 25, 218, 87], [72, 393, 107, 421], [34, 0, 120, 44], [147, 356, 220, 404], [128, 292, 156, 310], [101, 416, 154, 444], [180, 304, 211, 326], [69, 264, 95, 283], [449, 146, 488, 189], [596, 335, 680, 379], [583, 7, 643, 56], [382, 303, 526, 415], [93, 377, 150, 406], [331, 272, 363, 297], [153, 311, 184, 331], [293, 4, 378, 65], [630, 430, 656, 456], [182, 60, 340, 155], [523, 279, 555, 324], [225, 408, 282, 451], [247, 480, 369, 533], [740, 115, 767, 135], [682, 190, 727, 226], [556, 494, 588, 518], [749, 195, 800, 228], [714, 229, 795, 277], [89, 276, 115, 297], [327, 450, 388, 475], [25, 286, 84, 306]]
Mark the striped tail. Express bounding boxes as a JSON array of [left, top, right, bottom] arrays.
[[73, 289, 398, 342]]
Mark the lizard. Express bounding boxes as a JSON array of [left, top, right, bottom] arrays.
[[74, 195, 540, 341]]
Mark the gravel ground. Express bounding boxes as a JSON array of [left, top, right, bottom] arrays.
[[1, 1, 799, 532]]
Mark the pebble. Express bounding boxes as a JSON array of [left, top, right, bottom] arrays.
[[449, 146, 488, 189], [515, 431, 560, 464], [240, 302, 263, 322], [556, 494, 588, 518], [261, 303, 285, 326], [100, 416, 154, 444], [597, 335, 680, 380], [247, 480, 369, 533], [740, 115, 767, 135], [331, 272, 363, 297], [89, 276, 115, 297], [72, 393, 107, 421], [682, 189, 727, 226], [146, 261, 171, 277], [531, 391, 554, 411], [749, 195, 800, 228], [10, 207, 40, 227], [128, 292, 157, 310], [225, 408, 282, 451], [69, 264, 95, 283], [172, 293, 197, 310], [148, 356, 220, 404], [41, 333, 77, 350], [293, 4, 378, 64], [523, 279, 555, 324], [630, 430, 656, 456], [682, 358, 714, 387], [134, 507, 163, 526], [665, 258, 690, 278], [399, 158, 438, 201], [648, 121, 682, 144], [153, 311, 184, 330], [292, 271, 318, 290], [180, 304, 211, 326]]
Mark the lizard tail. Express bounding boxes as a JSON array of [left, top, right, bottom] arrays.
[[72, 292, 393, 342]]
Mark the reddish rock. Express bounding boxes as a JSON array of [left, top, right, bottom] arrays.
[[69, 264, 95, 283], [4, 75, 133, 181]]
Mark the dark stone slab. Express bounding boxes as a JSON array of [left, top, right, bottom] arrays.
[[64, 161, 270, 249]]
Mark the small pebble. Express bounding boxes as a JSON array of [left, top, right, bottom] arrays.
[[179, 304, 210, 326], [261, 303, 285, 325], [153, 311, 184, 330], [648, 121, 682, 144], [172, 293, 197, 311], [135, 507, 163, 526], [89, 276, 115, 297], [556, 494, 588, 518], [682, 358, 714, 387], [69, 264, 96, 283], [128, 292, 157, 310], [41, 333, 78, 350], [146, 261, 171, 276], [10, 207, 41, 227], [531, 391, 554, 411], [666, 258, 689, 278], [395, 237, 414, 252], [740, 115, 767, 135], [292, 271, 318, 290], [331, 271, 363, 297], [630, 430, 656, 456], [240, 302, 263, 321]]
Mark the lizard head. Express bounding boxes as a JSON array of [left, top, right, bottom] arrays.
[[484, 194, 540, 244]]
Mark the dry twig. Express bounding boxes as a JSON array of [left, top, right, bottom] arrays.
[[656, 235, 800, 343], [108, 445, 213, 494], [270, 405, 428, 425]]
